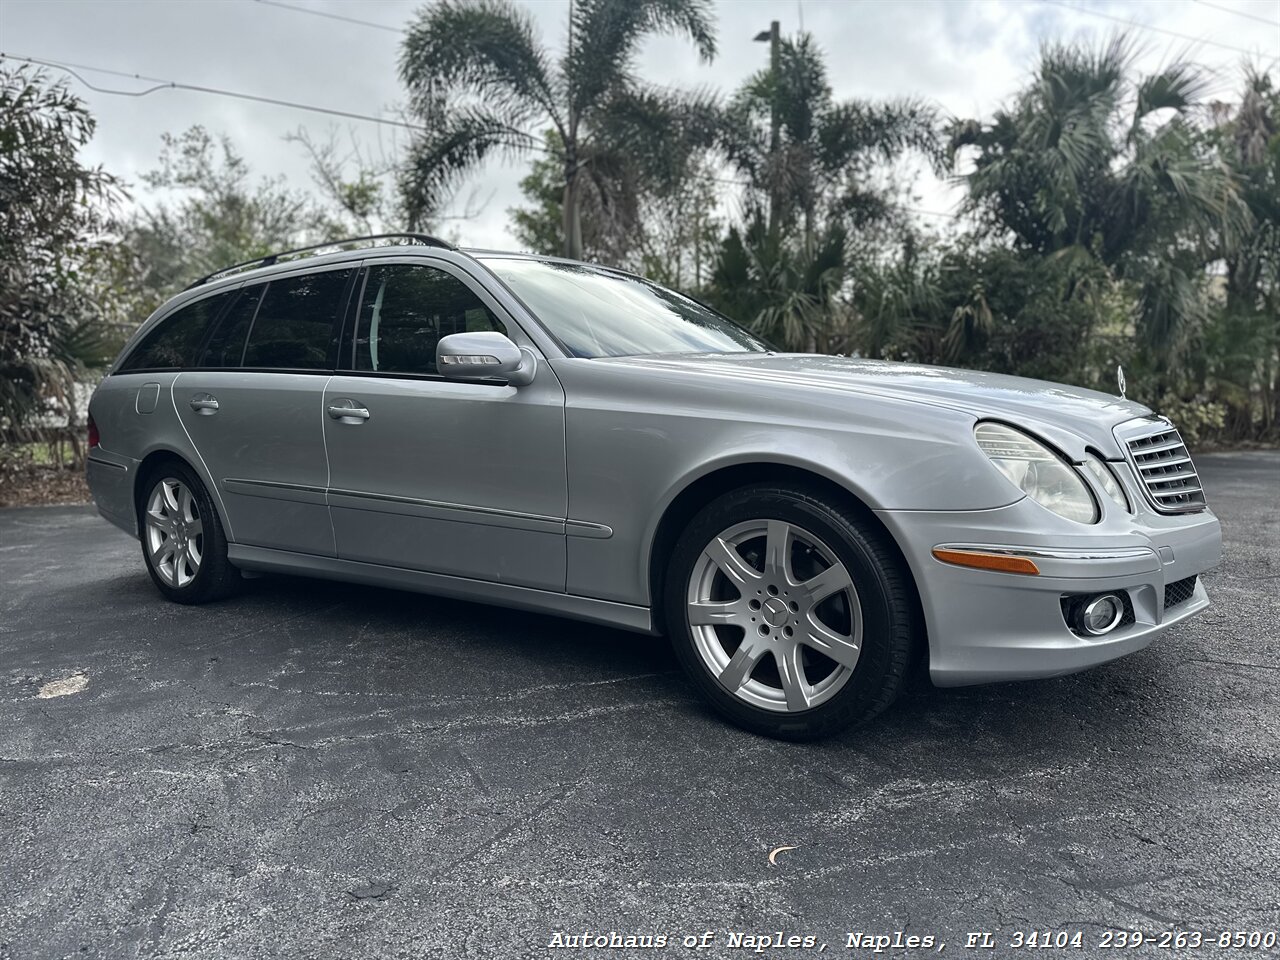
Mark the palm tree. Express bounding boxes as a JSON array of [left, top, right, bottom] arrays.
[[719, 33, 940, 247], [1208, 67, 1280, 437], [707, 219, 848, 353], [398, 0, 716, 259], [949, 35, 1251, 378], [705, 31, 938, 352]]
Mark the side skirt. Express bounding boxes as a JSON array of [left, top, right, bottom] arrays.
[[227, 544, 656, 635]]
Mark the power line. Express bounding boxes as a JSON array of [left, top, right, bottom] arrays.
[[252, 0, 404, 35], [1192, 0, 1280, 29], [1041, 0, 1267, 56], [0, 51, 429, 133], [255, 0, 1280, 53], [2, 51, 957, 220]]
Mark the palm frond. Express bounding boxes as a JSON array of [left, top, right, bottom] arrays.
[[1037, 33, 1133, 109], [400, 0, 561, 129], [1135, 259, 1211, 358], [774, 34, 830, 146], [718, 91, 773, 181], [819, 98, 941, 173], [1135, 61, 1208, 124], [591, 85, 720, 190], [399, 107, 537, 228], [1124, 118, 1253, 251], [568, 0, 716, 121]]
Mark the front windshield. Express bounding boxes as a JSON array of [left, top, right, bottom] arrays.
[[481, 257, 771, 358]]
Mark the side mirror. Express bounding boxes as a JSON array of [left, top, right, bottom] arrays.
[[436, 331, 536, 386]]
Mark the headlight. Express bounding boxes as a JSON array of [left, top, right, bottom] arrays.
[[974, 422, 1098, 523], [1082, 454, 1130, 513]]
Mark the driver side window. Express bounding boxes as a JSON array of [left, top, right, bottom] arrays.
[[351, 263, 504, 377]]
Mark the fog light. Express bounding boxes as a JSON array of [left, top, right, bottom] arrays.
[[1077, 594, 1123, 636]]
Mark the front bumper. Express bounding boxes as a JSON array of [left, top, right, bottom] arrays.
[[877, 498, 1222, 687]]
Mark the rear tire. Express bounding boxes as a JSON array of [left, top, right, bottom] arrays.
[[138, 461, 241, 604], [664, 483, 916, 740]]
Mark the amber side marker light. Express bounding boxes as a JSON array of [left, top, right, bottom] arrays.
[[932, 548, 1040, 576]]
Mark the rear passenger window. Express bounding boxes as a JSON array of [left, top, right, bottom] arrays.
[[242, 269, 351, 370], [199, 285, 264, 368], [117, 292, 234, 371], [351, 264, 504, 377]]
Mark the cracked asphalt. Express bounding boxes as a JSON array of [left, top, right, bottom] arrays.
[[1, 452, 1277, 959]]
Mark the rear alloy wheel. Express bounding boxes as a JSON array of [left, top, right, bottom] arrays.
[[145, 478, 204, 589], [666, 484, 916, 739], [140, 462, 240, 604]]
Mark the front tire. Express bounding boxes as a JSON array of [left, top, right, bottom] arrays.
[[139, 462, 240, 604], [664, 483, 917, 740]]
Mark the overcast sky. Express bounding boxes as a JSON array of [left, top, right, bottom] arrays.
[[3, 0, 1278, 249]]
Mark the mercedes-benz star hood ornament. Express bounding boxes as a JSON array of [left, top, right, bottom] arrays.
[[1117, 364, 1127, 400]]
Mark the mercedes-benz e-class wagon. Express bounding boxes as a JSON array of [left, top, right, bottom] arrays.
[[86, 234, 1222, 739]]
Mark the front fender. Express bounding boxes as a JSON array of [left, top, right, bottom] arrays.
[[554, 357, 1021, 607]]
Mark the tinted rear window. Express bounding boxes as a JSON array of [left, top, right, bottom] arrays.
[[118, 292, 235, 371], [242, 269, 352, 370], [199, 285, 264, 368]]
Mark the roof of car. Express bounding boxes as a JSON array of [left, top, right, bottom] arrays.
[[177, 238, 634, 308]]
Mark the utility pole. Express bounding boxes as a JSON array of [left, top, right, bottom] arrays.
[[563, 0, 582, 260], [754, 20, 781, 244]]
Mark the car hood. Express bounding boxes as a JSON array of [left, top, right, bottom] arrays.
[[608, 353, 1152, 460]]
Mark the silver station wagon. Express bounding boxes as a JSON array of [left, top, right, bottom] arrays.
[[87, 234, 1222, 739]]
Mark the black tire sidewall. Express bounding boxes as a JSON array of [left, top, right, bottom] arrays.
[[664, 485, 910, 739]]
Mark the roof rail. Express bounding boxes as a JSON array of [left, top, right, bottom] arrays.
[[183, 233, 457, 290]]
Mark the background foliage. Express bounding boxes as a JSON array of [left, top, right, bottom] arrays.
[[0, 66, 121, 448], [1, 8, 1277, 473]]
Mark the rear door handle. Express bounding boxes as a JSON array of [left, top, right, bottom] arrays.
[[328, 403, 370, 422], [189, 395, 219, 414]]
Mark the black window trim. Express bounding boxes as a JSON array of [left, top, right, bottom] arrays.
[[330, 369, 515, 387], [223, 281, 268, 369], [339, 266, 369, 370]]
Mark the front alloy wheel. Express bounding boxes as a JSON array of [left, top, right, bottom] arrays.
[[666, 484, 917, 739], [687, 519, 862, 713]]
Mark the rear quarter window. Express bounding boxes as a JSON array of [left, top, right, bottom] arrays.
[[199, 285, 264, 368], [117, 292, 235, 371]]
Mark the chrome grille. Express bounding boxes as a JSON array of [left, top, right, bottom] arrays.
[[1123, 422, 1206, 513]]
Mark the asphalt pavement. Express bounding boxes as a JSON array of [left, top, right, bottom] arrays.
[[1, 452, 1277, 959]]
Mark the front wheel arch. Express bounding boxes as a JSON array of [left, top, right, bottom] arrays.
[[663, 481, 923, 738], [647, 463, 923, 642]]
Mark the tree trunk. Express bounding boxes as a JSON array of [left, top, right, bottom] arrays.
[[766, 20, 781, 247], [562, 148, 583, 261]]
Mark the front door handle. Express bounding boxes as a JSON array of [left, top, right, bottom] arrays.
[[189, 395, 219, 414], [327, 403, 370, 422]]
